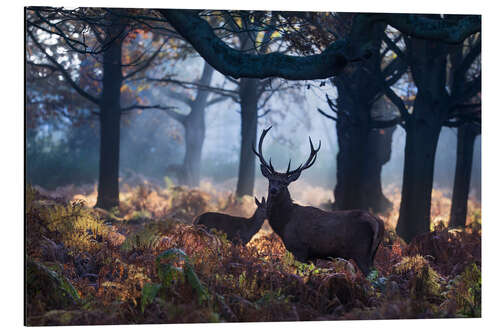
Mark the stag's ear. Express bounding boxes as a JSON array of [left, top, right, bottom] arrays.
[[261, 197, 266, 205], [286, 170, 301, 183], [255, 196, 260, 206], [260, 164, 272, 178]]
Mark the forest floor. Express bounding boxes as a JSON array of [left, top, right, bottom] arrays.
[[25, 178, 481, 325]]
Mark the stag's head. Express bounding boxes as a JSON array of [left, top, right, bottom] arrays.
[[253, 127, 321, 200]]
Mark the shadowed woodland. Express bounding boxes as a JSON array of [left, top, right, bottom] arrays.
[[25, 8, 481, 325]]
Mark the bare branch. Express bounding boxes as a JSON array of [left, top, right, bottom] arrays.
[[123, 41, 166, 80], [452, 39, 481, 92], [257, 108, 272, 118], [384, 86, 410, 122], [140, 76, 240, 102], [164, 88, 194, 106], [317, 108, 338, 121], [369, 117, 402, 129], [27, 29, 100, 105], [454, 75, 481, 106], [206, 95, 229, 107], [382, 33, 407, 62], [120, 103, 176, 112]]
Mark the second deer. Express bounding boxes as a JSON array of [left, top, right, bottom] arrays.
[[253, 127, 384, 276], [193, 197, 267, 245]]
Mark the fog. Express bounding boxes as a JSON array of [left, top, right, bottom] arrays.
[[27, 55, 481, 202]]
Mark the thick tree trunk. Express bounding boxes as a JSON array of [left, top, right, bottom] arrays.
[[95, 37, 123, 209], [236, 78, 258, 197], [331, 23, 394, 214], [449, 123, 478, 227], [334, 121, 394, 214], [396, 98, 442, 242], [363, 126, 396, 214], [396, 36, 448, 242], [334, 116, 370, 210], [332, 90, 394, 213]]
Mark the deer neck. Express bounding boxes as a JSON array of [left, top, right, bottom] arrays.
[[267, 188, 295, 238], [246, 210, 266, 236]]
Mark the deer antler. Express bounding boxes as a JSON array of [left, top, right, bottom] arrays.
[[292, 137, 321, 174], [253, 127, 321, 176], [252, 126, 274, 173]]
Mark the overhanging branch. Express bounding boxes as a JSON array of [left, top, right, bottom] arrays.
[[159, 9, 358, 80]]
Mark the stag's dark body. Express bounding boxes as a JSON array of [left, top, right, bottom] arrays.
[[267, 188, 384, 275], [254, 126, 385, 276], [194, 198, 266, 245]]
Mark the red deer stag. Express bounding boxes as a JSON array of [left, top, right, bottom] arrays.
[[253, 127, 384, 276], [193, 197, 267, 245]]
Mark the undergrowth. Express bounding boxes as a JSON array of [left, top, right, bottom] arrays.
[[25, 183, 481, 325]]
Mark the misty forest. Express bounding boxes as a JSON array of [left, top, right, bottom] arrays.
[[25, 8, 481, 325]]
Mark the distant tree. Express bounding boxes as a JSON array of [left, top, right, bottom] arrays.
[[153, 60, 223, 187]]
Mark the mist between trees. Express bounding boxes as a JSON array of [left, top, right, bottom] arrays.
[[26, 8, 481, 243], [26, 87, 481, 194]]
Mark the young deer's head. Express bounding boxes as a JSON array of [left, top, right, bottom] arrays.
[[253, 127, 321, 201], [254, 196, 267, 217]]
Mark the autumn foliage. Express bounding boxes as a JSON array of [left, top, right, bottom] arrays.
[[25, 180, 481, 325]]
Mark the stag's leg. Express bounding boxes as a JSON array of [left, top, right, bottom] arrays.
[[354, 257, 372, 277], [288, 247, 309, 263]]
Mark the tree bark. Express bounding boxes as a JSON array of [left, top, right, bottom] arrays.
[[395, 36, 448, 242], [330, 21, 396, 214], [449, 123, 479, 227], [396, 97, 442, 242], [363, 126, 396, 214], [95, 34, 123, 209], [236, 78, 259, 197], [333, 115, 370, 210]]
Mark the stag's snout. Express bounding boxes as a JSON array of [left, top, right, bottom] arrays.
[[269, 186, 279, 196]]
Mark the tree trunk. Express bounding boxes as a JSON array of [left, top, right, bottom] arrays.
[[332, 85, 395, 213], [179, 62, 214, 187], [396, 97, 442, 242], [449, 123, 478, 227], [331, 24, 394, 214], [236, 78, 258, 197], [362, 126, 396, 214], [182, 111, 205, 187], [95, 36, 123, 209], [333, 116, 370, 210], [396, 36, 448, 242]]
